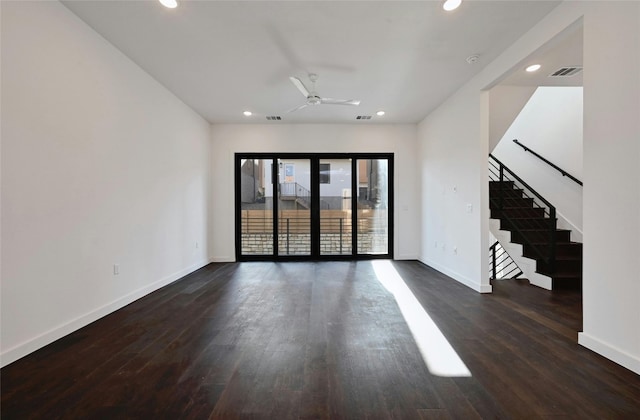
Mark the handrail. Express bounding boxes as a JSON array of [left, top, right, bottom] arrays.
[[489, 155, 554, 209], [512, 139, 583, 186], [279, 183, 335, 210]]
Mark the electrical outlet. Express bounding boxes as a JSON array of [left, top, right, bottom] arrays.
[[466, 204, 473, 213], [113, 264, 120, 275]]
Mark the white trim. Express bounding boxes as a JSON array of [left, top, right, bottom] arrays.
[[578, 332, 640, 375], [396, 254, 419, 260], [0, 259, 210, 368], [419, 258, 492, 293], [556, 209, 583, 243], [210, 256, 235, 262]]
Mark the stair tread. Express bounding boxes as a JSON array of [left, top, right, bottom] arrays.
[[552, 255, 582, 261], [547, 272, 582, 279], [529, 241, 581, 245], [516, 228, 571, 233], [495, 206, 543, 209], [536, 268, 582, 277], [502, 216, 555, 219]]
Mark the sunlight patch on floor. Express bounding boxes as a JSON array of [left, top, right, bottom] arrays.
[[372, 260, 472, 377]]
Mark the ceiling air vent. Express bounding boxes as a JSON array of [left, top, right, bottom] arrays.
[[549, 66, 583, 77], [266, 116, 282, 121], [356, 115, 372, 120]]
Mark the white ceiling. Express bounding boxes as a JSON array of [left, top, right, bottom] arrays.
[[61, 0, 564, 124], [499, 24, 583, 87]]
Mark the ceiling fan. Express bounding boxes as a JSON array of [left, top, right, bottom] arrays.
[[287, 73, 360, 113]]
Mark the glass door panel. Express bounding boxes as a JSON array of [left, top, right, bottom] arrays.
[[357, 159, 389, 255], [237, 153, 392, 260], [277, 158, 311, 255], [320, 159, 352, 255], [239, 158, 273, 255]]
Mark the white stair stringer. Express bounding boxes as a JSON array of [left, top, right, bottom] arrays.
[[489, 219, 552, 290]]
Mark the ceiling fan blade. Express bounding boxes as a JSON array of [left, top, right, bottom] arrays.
[[286, 103, 308, 113], [289, 76, 310, 98], [320, 98, 361, 106]]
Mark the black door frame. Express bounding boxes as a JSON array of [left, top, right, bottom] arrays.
[[235, 152, 394, 261]]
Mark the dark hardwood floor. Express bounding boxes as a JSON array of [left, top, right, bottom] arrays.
[[2, 261, 639, 419]]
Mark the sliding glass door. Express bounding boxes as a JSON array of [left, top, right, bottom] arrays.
[[235, 153, 393, 261], [320, 158, 353, 256], [357, 158, 389, 255], [277, 158, 311, 256], [239, 158, 273, 256]]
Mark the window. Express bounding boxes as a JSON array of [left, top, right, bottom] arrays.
[[235, 153, 393, 261], [319, 163, 331, 184]]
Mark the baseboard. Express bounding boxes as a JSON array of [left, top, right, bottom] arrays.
[[210, 256, 235, 262], [578, 332, 640, 375], [0, 259, 210, 368], [556, 210, 583, 243], [210, 255, 419, 262], [395, 254, 419, 260], [418, 257, 492, 293]]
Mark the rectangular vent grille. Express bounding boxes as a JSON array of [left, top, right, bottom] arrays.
[[356, 115, 372, 120], [266, 116, 282, 121], [549, 66, 583, 77]]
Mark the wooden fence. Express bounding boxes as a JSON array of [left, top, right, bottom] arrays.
[[240, 209, 386, 234]]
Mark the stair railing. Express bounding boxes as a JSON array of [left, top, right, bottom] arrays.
[[489, 154, 556, 273], [279, 182, 331, 210], [279, 182, 296, 198], [489, 240, 523, 280], [294, 183, 311, 208], [512, 139, 583, 186], [279, 182, 311, 207]]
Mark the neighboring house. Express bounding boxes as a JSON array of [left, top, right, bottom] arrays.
[[1, 0, 638, 379], [242, 158, 385, 211]]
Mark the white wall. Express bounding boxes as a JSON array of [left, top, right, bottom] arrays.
[[1, 1, 211, 366], [278, 159, 311, 190], [418, 85, 491, 293], [210, 124, 419, 261], [263, 158, 351, 198], [417, 1, 640, 374], [579, 1, 640, 375], [489, 85, 537, 152], [320, 159, 352, 198], [493, 87, 583, 235]]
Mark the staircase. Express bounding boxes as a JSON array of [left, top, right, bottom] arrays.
[[279, 182, 311, 209], [279, 182, 332, 210], [489, 155, 582, 290]]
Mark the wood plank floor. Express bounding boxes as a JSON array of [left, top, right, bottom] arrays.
[[2, 261, 639, 419]]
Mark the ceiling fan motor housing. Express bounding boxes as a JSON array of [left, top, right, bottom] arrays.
[[287, 74, 359, 112]]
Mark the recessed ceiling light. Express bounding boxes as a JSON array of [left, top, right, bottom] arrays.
[[158, 0, 178, 9], [526, 64, 542, 72], [376, 111, 385, 116], [443, 0, 462, 12], [243, 111, 252, 117]]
